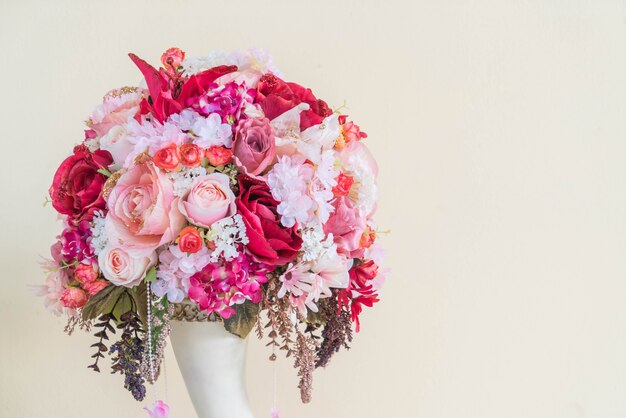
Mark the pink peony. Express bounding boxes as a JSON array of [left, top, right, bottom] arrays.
[[232, 117, 275, 177], [105, 160, 185, 254], [323, 196, 366, 259], [178, 173, 236, 228], [90, 88, 144, 137], [60, 287, 88, 309], [98, 246, 156, 288]]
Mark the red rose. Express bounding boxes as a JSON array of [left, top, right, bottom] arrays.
[[179, 143, 203, 167], [236, 176, 302, 265], [178, 226, 204, 254], [153, 144, 180, 171], [350, 260, 379, 287], [205, 146, 233, 166], [49, 145, 113, 223], [256, 74, 332, 130]]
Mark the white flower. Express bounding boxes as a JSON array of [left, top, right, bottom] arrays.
[[169, 167, 209, 197], [191, 113, 233, 148], [206, 214, 249, 262], [267, 155, 315, 227], [32, 259, 71, 317], [348, 152, 378, 216], [98, 125, 135, 170], [278, 245, 350, 315], [90, 210, 108, 256], [152, 244, 212, 303], [300, 224, 335, 262], [182, 48, 281, 79], [267, 153, 337, 227]]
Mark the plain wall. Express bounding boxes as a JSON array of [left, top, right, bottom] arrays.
[[0, 1, 624, 417]]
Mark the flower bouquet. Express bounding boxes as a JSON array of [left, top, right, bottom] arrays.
[[36, 47, 387, 414]]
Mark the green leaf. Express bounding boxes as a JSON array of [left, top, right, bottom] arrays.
[[131, 282, 148, 329], [82, 285, 124, 321], [223, 300, 259, 339], [144, 266, 157, 283], [97, 167, 112, 177], [112, 292, 133, 324]]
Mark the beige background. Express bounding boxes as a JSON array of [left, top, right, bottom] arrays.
[[1, 1, 625, 417]]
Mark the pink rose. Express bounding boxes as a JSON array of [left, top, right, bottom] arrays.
[[60, 287, 88, 309], [232, 118, 275, 177], [99, 246, 156, 288], [324, 196, 366, 259], [74, 263, 98, 285], [178, 173, 236, 228], [90, 88, 144, 137], [106, 160, 185, 254]]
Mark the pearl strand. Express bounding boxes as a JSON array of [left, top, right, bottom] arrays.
[[147, 285, 156, 389]]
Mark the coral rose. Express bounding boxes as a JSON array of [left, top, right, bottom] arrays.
[[74, 263, 98, 285], [178, 226, 203, 254], [178, 173, 236, 228], [49, 145, 113, 223], [105, 160, 185, 254], [83, 279, 109, 297], [232, 118, 275, 177], [153, 144, 180, 171], [205, 146, 233, 166], [179, 143, 203, 167], [236, 176, 302, 265], [99, 246, 156, 288], [60, 287, 88, 309]]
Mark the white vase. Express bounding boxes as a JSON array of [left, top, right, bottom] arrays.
[[170, 319, 254, 418]]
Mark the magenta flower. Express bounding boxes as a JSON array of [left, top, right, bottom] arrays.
[[190, 81, 255, 123], [59, 221, 95, 263], [188, 253, 271, 318], [144, 400, 170, 418]]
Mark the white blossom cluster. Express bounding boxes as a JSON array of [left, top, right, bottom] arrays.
[[89, 210, 108, 256], [206, 214, 249, 262], [169, 167, 208, 197]]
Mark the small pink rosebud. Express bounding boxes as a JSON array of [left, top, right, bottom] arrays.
[[83, 279, 109, 297], [60, 287, 88, 308], [161, 48, 185, 71], [74, 263, 98, 285]]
